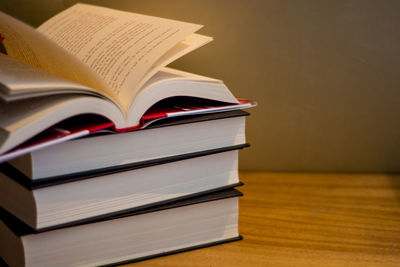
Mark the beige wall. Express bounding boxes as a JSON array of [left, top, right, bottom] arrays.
[[2, 0, 400, 172]]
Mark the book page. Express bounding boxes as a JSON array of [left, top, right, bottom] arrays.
[[0, 94, 124, 154], [136, 34, 213, 95], [0, 11, 113, 102], [38, 3, 202, 111], [0, 53, 104, 101]]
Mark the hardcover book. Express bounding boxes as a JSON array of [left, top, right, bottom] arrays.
[[6, 110, 248, 178], [0, 188, 243, 267], [0, 146, 246, 230]]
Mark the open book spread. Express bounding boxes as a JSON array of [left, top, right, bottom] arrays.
[[0, 3, 256, 161]]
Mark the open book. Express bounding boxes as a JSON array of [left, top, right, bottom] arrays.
[[0, 4, 255, 160]]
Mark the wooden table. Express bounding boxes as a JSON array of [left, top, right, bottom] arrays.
[[125, 172, 400, 266]]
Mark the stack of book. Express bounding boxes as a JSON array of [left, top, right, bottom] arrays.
[[0, 4, 255, 266]]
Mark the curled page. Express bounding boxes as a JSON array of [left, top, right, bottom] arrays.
[[38, 3, 202, 112]]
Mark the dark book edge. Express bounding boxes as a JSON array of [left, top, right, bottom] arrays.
[[0, 187, 243, 235], [0, 257, 8, 267], [0, 143, 250, 189], [101, 235, 243, 267], [141, 109, 249, 130]]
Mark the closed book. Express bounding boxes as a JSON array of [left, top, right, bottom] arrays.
[[0, 188, 243, 267], [8, 110, 248, 179], [0, 145, 247, 230]]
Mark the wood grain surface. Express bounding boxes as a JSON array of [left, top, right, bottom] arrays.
[[124, 172, 400, 266]]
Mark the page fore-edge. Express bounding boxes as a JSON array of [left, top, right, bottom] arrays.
[[0, 110, 250, 164], [0, 143, 249, 190], [0, 188, 243, 234], [101, 236, 243, 266]]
